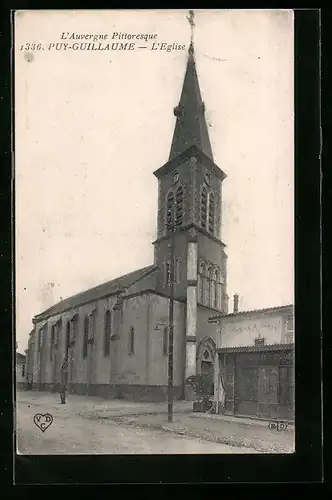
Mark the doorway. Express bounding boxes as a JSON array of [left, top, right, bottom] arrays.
[[201, 360, 214, 396]]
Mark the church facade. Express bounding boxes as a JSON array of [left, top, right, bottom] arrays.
[[26, 44, 234, 401]]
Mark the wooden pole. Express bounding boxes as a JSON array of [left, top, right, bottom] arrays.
[[168, 222, 175, 423]]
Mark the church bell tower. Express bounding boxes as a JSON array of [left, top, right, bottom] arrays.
[[152, 28, 228, 379]]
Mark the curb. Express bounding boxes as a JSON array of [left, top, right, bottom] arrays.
[[189, 413, 295, 431], [159, 425, 290, 453]]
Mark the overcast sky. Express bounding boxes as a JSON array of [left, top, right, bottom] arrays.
[[15, 9, 294, 352]]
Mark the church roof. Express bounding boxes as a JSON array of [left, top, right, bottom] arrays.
[[33, 264, 157, 322], [168, 43, 214, 161]]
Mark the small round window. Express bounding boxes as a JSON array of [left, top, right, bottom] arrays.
[[171, 171, 179, 185]]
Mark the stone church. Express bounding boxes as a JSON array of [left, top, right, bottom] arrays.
[[26, 42, 231, 401]]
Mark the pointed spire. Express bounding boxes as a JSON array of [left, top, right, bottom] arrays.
[[169, 15, 213, 162]]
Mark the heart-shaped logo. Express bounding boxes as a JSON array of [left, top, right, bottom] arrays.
[[33, 413, 53, 432]]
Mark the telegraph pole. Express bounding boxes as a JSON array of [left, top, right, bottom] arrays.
[[167, 218, 175, 422]]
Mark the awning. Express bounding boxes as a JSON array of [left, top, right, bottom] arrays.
[[217, 343, 294, 354]]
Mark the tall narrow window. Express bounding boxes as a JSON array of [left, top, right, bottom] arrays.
[[200, 187, 208, 229], [215, 270, 222, 311], [66, 321, 70, 349], [129, 327, 135, 355], [55, 321, 60, 347], [286, 315, 294, 343], [175, 257, 180, 284], [50, 325, 55, 360], [38, 328, 43, 351], [175, 186, 184, 229], [165, 260, 171, 286], [71, 315, 78, 343], [210, 268, 216, 308], [208, 193, 215, 234], [83, 316, 89, 359], [198, 261, 206, 303], [203, 265, 209, 305], [163, 327, 168, 356], [51, 325, 55, 345], [21, 364, 25, 377], [104, 310, 111, 356], [166, 191, 174, 231], [89, 310, 96, 340]]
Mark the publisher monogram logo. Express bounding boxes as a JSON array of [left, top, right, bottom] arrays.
[[33, 413, 53, 432], [268, 421, 288, 432]]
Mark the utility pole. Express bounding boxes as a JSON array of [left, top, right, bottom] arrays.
[[167, 219, 175, 422]]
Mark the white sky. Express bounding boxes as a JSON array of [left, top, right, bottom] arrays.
[[15, 9, 294, 352]]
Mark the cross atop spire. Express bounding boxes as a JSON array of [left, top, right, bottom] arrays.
[[168, 11, 213, 161], [187, 10, 195, 46]]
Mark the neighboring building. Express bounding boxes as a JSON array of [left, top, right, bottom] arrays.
[[207, 300, 294, 421], [16, 352, 26, 390], [24, 330, 35, 390]]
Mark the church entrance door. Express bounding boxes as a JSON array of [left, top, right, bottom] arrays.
[[201, 360, 214, 396], [196, 338, 217, 399]]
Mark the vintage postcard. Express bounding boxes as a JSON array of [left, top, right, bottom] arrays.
[[15, 9, 295, 456]]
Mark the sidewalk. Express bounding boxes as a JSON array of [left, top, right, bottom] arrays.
[[108, 412, 294, 453]]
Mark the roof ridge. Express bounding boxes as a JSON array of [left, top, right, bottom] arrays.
[[33, 264, 157, 321], [209, 304, 294, 320]]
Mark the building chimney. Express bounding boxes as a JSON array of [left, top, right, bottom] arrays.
[[233, 294, 239, 314]]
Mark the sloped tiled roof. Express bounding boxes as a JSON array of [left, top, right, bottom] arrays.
[[16, 352, 26, 362], [209, 304, 294, 322], [33, 264, 157, 322]]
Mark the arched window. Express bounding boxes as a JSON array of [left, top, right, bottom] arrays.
[[200, 187, 208, 229], [175, 257, 180, 284], [198, 261, 206, 303], [104, 310, 111, 356], [51, 325, 55, 345], [215, 270, 223, 311], [166, 191, 175, 231], [203, 265, 210, 305], [50, 325, 56, 361], [163, 327, 168, 356], [175, 186, 184, 229], [38, 328, 42, 351], [83, 316, 89, 359], [208, 193, 215, 234], [165, 260, 171, 287], [209, 267, 216, 308], [129, 327, 135, 355], [66, 321, 71, 349], [71, 314, 78, 343], [89, 310, 96, 340], [54, 320, 61, 347]]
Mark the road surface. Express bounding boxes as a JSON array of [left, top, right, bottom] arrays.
[[16, 395, 257, 454]]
